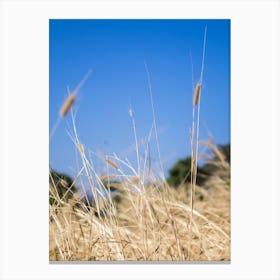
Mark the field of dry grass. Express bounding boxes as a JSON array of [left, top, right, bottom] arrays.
[[49, 146, 230, 261]]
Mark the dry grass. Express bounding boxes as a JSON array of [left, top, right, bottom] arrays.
[[49, 27, 230, 262], [49, 146, 230, 261]]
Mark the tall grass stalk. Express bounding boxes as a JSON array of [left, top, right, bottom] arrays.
[[188, 26, 207, 260], [144, 62, 183, 256], [144, 62, 165, 181]]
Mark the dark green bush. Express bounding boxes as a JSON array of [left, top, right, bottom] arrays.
[[167, 157, 210, 188], [49, 169, 77, 205], [167, 143, 230, 188]]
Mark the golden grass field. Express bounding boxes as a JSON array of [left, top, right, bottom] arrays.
[[49, 142, 230, 261]]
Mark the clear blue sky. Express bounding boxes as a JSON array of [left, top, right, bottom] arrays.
[[49, 19, 230, 178]]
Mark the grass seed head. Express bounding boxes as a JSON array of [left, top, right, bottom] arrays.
[[105, 159, 120, 170], [77, 143, 84, 153], [193, 83, 201, 106], [100, 174, 117, 181], [60, 94, 75, 117]]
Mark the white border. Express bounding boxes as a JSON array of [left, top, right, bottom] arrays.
[[0, 0, 279, 279]]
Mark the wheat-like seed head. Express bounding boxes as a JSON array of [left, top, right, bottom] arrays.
[[105, 158, 120, 170], [193, 83, 201, 106], [100, 174, 117, 181], [60, 94, 75, 117]]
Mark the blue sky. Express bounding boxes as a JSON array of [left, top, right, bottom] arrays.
[[49, 19, 230, 178]]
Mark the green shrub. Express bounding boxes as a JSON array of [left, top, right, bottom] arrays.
[[49, 170, 77, 205]]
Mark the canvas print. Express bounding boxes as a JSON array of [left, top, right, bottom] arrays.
[[49, 19, 230, 261]]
